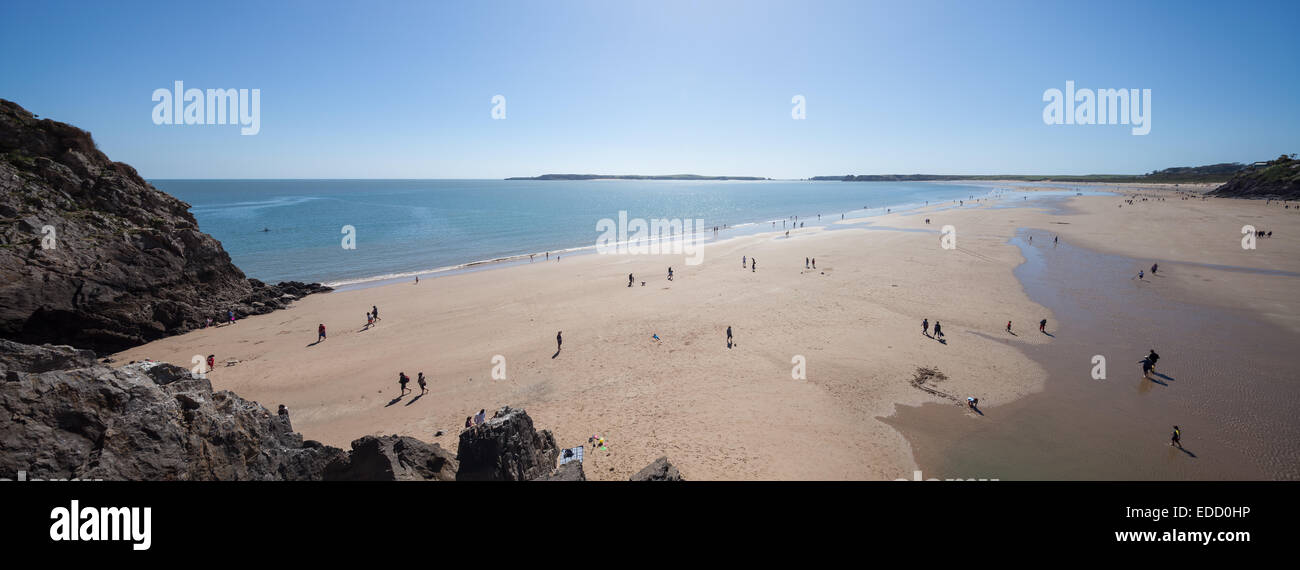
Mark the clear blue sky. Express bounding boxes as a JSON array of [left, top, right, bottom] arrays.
[[2, 0, 1296, 179]]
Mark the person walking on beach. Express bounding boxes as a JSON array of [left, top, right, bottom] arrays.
[[922, 318, 929, 337], [1137, 270, 1144, 280], [1170, 425, 1182, 448], [1147, 349, 1160, 372], [207, 354, 216, 373], [1151, 263, 1158, 275], [417, 372, 427, 395], [556, 331, 562, 353], [806, 257, 809, 269], [726, 325, 733, 348], [1006, 320, 1012, 333], [1054, 236, 1058, 245], [752, 258, 756, 272], [811, 258, 816, 269], [228, 309, 236, 325], [1039, 319, 1046, 333], [1139, 356, 1154, 378], [372, 305, 380, 321], [628, 273, 634, 287], [933, 321, 943, 340], [742, 256, 747, 269], [667, 267, 673, 281], [317, 323, 326, 342], [398, 372, 410, 395]]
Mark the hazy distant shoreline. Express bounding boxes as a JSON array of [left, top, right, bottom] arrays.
[[505, 174, 769, 181]]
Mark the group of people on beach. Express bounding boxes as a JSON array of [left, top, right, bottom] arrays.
[[921, 318, 944, 340], [1137, 263, 1158, 280], [397, 371, 428, 396], [364, 305, 381, 329], [464, 408, 487, 430], [201, 310, 239, 329]]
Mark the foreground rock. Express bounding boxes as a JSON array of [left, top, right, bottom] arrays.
[[324, 435, 458, 481], [533, 461, 586, 481], [456, 406, 558, 481], [0, 99, 329, 354], [0, 340, 344, 480], [630, 456, 685, 481]]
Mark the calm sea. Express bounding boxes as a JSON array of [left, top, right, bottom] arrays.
[[152, 179, 1018, 286]]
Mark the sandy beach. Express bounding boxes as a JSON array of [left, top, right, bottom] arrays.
[[114, 187, 1300, 480]]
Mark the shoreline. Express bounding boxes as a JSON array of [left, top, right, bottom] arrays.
[[324, 182, 1107, 291]]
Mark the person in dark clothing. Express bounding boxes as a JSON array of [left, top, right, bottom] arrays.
[[399, 372, 410, 395], [1170, 425, 1182, 448], [1139, 357, 1154, 378], [922, 318, 929, 337], [726, 325, 733, 348], [417, 372, 427, 395]]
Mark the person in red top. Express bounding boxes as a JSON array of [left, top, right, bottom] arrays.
[[317, 323, 326, 342], [206, 354, 215, 373]]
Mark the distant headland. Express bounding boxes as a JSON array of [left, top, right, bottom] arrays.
[[808, 163, 1252, 184], [506, 174, 769, 181]]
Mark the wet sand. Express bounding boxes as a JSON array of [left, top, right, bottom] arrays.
[[886, 202, 1300, 480]]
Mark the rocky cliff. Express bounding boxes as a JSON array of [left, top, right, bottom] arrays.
[[0, 99, 329, 354]]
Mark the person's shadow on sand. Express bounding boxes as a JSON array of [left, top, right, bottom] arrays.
[[1146, 375, 1168, 386], [385, 395, 404, 407], [552, 349, 560, 359], [1152, 372, 1176, 382], [404, 394, 423, 406], [1173, 446, 1197, 458], [307, 340, 322, 347], [1040, 331, 1055, 338], [969, 406, 984, 416]]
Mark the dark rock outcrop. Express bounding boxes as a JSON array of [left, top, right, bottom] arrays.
[[455, 406, 558, 481], [533, 460, 586, 481], [1209, 155, 1300, 200], [0, 340, 476, 481], [324, 435, 458, 481], [630, 456, 685, 481], [0, 99, 329, 355], [0, 340, 344, 480]]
